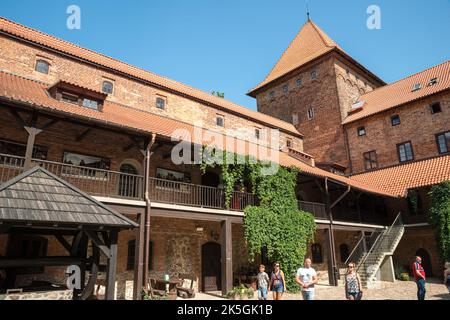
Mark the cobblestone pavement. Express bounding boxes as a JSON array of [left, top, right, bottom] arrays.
[[188, 279, 450, 301]]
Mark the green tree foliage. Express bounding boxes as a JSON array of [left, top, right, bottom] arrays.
[[428, 181, 450, 262]]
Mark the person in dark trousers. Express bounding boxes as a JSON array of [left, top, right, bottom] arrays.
[[412, 256, 426, 300]]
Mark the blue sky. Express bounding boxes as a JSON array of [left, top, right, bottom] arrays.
[[1, 0, 449, 110]]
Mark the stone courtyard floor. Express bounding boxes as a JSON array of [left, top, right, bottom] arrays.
[[185, 279, 450, 301]]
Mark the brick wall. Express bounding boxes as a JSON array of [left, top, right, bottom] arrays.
[[256, 56, 349, 166], [345, 91, 450, 174], [0, 35, 302, 153]]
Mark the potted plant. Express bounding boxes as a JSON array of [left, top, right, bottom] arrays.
[[226, 284, 255, 300]]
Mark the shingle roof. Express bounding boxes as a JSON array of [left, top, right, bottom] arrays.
[[0, 166, 138, 228], [0, 16, 301, 137], [343, 60, 450, 124], [351, 155, 450, 197], [0, 71, 396, 199], [247, 20, 383, 96]]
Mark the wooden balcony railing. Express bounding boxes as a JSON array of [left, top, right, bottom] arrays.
[[0, 153, 257, 211], [298, 201, 327, 220], [148, 177, 257, 211]]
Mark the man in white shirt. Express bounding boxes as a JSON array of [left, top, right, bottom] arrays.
[[295, 258, 318, 300]]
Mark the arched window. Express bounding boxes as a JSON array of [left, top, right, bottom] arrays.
[[311, 243, 322, 264], [102, 80, 114, 94], [340, 244, 350, 263], [35, 60, 50, 74]]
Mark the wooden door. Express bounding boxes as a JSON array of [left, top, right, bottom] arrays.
[[201, 242, 222, 292]]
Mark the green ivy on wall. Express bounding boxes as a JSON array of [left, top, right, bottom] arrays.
[[243, 166, 316, 292], [428, 181, 450, 262], [199, 148, 316, 291]]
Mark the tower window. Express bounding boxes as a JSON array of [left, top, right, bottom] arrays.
[[296, 79, 302, 87], [397, 141, 414, 163], [357, 126, 366, 136], [391, 115, 401, 126], [35, 60, 50, 74], [310, 69, 317, 80], [282, 84, 289, 93], [307, 107, 315, 120], [430, 102, 442, 114]]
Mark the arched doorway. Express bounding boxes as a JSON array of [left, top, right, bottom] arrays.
[[119, 163, 139, 198], [416, 248, 433, 276], [201, 242, 222, 292]]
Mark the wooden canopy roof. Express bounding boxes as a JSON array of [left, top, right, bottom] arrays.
[[0, 167, 138, 229]]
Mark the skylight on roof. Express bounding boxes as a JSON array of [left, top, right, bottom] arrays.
[[351, 101, 365, 109], [412, 83, 422, 92], [428, 78, 438, 86]]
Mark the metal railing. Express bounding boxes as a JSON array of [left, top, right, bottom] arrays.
[[148, 177, 257, 211], [344, 231, 382, 267], [356, 213, 404, 284], [298, 201, 327, 219]]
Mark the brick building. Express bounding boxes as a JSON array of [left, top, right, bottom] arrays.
[[0, 16, 449, 300], [250, 19, 450, 281]]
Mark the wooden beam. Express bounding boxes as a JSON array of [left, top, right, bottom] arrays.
[[71, 231, 83, 256], [133, 213, 145, 300], [105, 230, 118, 300], [40, 119, 59, 131], [55, 235, 72, 253], [0, 257, 83, 268], [221, 219, 233, 296], [75, 128, 92, 142], [84, 230, 111, 258], [23, 126, 43, 169], [8, 228, 78, 236], [7, 108, 27, 127]]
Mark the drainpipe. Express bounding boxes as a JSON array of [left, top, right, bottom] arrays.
[[143, 133, 156, 291]]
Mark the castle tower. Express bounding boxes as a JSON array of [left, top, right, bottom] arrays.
[[248, 20, 385, 173]]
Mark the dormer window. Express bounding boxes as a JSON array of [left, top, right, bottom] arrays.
[[61, 92, 79, 104], [35, 60, 50, 74], [48, 80, 106, 112], [412, 83, 422, 92], [82, 98, 99, 110], [102, 80, 114, 94]]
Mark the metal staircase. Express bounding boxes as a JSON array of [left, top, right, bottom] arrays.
[[344, 213, 405, 288]]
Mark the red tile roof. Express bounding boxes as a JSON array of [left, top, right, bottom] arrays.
[[343, 60, 450, 124], [0, 16, 302, 137], [351, 155, 450, 197], [0, 71, 395, 198], [248, 20, 383, 96]]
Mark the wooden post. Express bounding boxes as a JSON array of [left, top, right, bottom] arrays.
[[24, 126, 42, 169], [221, 219, 233, 296], [324, 179, 338, 286], [133, 213, 145, 300], [105, 230, 118, 300]]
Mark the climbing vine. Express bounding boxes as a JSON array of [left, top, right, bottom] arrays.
[[199, 147, 316, 291], [428, 181, 450, 262], [243, 166, 316, 292]]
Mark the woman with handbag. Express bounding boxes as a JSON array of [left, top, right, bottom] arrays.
[[345, 262, 363, 300]]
